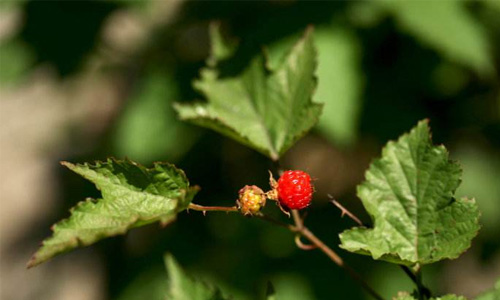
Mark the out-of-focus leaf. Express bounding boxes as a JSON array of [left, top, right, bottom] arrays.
[[165, 254, 229, 300], [378, 0, 493, 76], [0, 39, 34, 86], [453, 145, 500, 236], [175, 27, 322, 161], [266, 273, 315, 300], [206, 22, 237, 67], [340, 120, 480, 266], [116, 268, 167, 300], [393, 292, 417, 300], [393, 293, 467, 300], [114, 71, 198, 163], [263, 25, 363, 146], [266, 282, 277, 300], [314, 26, 363, 146], [27, 159, 198, 268], [475, 279, 500, 300]]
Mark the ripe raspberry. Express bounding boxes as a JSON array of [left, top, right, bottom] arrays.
[[277, 170, 313, 210], [236, 185, 266, 216]]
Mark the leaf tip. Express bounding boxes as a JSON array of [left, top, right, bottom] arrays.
[[60, 161, 74, 169]]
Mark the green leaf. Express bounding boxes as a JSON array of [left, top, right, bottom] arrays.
[[174, 27, 322, 161], [475, 278, 500, 300], [393, 292, 417, 300], [314, 25, 363, 146], [113, 71, 198, 163], [378, 0, 493, 76], [27, 159, 198, 268], [116, 268, 168, 300], [339, 120, 480, 266], [436, 295, 468, 300], [393, 293, 467, 300], [206, 22, 238, 67], [265, 25, 364, 146], [165, 254, 228, 300]]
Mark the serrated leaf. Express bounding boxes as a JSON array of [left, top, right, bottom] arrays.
[[165, 254, 228, 300], [340, 120, 480, 266], [378, 0, 493, 76], [175, 27, 322, 161], [475, 279, 500, 300], [28, 159, 198, 268]]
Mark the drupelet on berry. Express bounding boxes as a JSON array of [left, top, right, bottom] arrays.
[[277, 170, 313, 210]]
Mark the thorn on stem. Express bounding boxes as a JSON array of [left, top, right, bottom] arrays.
[[328, 194, 364, 226]]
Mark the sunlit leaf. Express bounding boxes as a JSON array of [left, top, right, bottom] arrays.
[[114, 71, 198, 163], [314, 25, 363, 146], [28, 159, 198, 268], [340, 120, 480, 266], [175, 27, 322, 161], [379, 0, 493, 76]]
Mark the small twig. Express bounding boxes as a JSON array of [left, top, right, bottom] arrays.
[[295, 234, 317, 250], [255, 213, 384, 300], [415, 267, 431, 299], [328, 194, 364, 226], [255, 213, 296, 231], [291, 209, 304, 229], [188, 203, 239, 214]]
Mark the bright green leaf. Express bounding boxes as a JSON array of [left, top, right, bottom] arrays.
[[475, 278, 500, 300], [258, 25, 362, 146], [114, 71, 198, 163], [175, 27, 322, 161], [314, 25, 363, 146], [340, 120, 480, 266], [165, 254, 228, 300], [27, 159, 198, 268], [378, 0, 493, 76]]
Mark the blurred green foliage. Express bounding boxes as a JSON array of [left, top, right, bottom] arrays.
[[4, 0, 499, 299]]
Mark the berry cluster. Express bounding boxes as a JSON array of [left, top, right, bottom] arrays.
[[236, 170, 313, 216]]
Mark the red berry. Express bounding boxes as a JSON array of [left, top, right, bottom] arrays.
[[277, 170, 313, 210]]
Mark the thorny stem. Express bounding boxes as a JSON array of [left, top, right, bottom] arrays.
[[188, 203, 238, 214], [289, 209, 384, 300], [329, 197, 363, 226], [188, 203, 384, 299], [415, 267, 431, 299]]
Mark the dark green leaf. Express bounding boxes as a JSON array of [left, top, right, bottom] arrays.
[[165, 254, 228, 300]]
